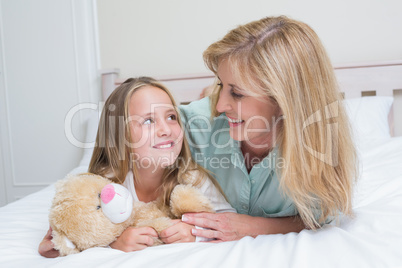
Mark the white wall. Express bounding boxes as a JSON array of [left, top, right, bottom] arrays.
[[0, 0, 400, 206], [0, 0, 100, 205], [97, 0, 402, 78]]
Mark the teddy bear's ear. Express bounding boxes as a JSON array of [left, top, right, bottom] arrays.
[[51, 228, 80, 256], [54, 175, 76, 194], [54, 177, 67, 191]]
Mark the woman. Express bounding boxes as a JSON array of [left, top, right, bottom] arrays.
[[180, 15, 357, 241]]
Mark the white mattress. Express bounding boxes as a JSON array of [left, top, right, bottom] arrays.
[[1, 137, 402, 268]]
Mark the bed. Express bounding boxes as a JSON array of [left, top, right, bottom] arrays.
[[1, 61, 402, 268]]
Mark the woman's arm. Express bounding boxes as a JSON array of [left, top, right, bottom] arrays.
[[182, 212, 305, 241]]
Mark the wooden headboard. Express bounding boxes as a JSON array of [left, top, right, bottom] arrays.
[[100, 60, 402, 136], [100, 69, 215, 105]]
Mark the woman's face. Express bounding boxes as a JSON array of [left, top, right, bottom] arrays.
[[216, 60, 282, 149], [128, 86, 183, 170]]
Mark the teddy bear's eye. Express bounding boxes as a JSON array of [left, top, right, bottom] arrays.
[[96, 205, 101, 210], [98, 193, 101, 198]]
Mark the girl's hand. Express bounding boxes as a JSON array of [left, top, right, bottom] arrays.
[[159, 219, 195, 244], [38, 227, 60, 258], [110, 226, 158, 252]]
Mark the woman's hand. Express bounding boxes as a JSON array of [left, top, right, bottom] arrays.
[[38, 227, 60, 258], [159, 219, 195, 244], [181, 212, 305, 242], [181, 212, 251, 242], [109, 226, 158, 252]]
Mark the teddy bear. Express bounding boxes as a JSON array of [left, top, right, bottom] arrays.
[[49, 173, 214, 256]]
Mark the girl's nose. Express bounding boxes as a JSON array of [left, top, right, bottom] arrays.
[[216, 89, 232, 113], [156, 120, 172, 137]]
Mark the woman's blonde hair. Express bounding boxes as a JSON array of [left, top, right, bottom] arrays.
[[204, 16, 357, 229], [88, 77, 221, 206]]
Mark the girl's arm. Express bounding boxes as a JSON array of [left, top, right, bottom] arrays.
[[109, 226, 158, 252], [158, 219, 196, 243], [160, 173, 236, 243], [182, 212, 305, 241], [38, 225, 159, 256], [38, 227, 60, 258]]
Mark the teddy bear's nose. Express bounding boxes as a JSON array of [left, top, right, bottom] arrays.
[[101, 184, 115, 204]]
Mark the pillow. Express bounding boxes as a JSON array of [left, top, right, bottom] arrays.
[[343, 96, 393, 147]]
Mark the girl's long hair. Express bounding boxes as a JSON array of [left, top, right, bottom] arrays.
[[88, 77, 222, 207], [204, 16, 357, 229]]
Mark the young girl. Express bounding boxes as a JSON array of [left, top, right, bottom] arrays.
[[39, 77, 234, 257]]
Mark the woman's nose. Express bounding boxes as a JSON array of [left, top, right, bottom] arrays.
[[216, 89, 232, 113]]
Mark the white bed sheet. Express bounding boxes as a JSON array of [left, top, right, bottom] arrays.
[[1, 137, 402, 268]]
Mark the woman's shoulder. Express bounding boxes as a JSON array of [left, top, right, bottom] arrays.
[[179, 97, 212, 122]]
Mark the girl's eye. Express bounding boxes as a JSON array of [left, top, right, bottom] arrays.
[[167, 114, 177, 121], [230, 88, 244, 99], [143, 118, 154, 125], [217, 82, 223, 87]]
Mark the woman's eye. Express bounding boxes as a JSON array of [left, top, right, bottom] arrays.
[[230, 88, 244, 99], [217, 82, 223, 87]]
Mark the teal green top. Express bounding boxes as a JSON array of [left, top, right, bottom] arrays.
[[179, 97, 297, 218]]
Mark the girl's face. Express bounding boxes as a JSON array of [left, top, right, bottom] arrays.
[[215, 60, 282, 148], [129, 86, 183, 170]]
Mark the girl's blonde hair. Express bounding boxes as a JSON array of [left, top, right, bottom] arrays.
[[88, 77, 221, 206], [204, 16, 357, 229]]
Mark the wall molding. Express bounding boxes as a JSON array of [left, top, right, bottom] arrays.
[[0, 0, 11, 206], [0, 0, 100, 205]]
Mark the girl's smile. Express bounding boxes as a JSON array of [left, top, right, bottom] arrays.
[[129, 86, 183, 169], [152, 140, 177, 149]]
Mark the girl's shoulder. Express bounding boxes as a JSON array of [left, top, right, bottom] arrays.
[[180, 169, 207, 186]]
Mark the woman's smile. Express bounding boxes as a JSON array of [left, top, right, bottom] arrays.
[[226, 115, 245, 127], [216, 60, 281, 144]]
